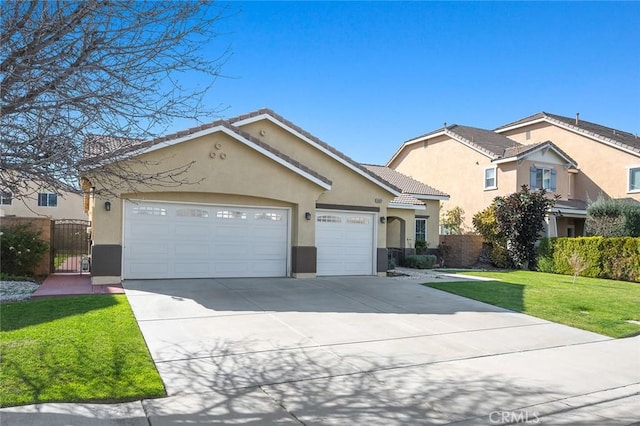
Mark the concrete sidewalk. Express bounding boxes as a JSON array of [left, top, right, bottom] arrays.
[[2, 274, 639, 425]]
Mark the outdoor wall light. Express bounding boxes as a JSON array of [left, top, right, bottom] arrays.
[[380, 216, 386, 224], [104, 201, 111, 212], [304, 212, 312, 220]]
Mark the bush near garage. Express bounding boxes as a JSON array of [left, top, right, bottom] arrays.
[[537, 237, 640, 282], [0, 224, 48, 277], [405, 254, 437, 269]]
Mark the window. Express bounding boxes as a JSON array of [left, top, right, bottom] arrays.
[[217, 210, 246, 220], [530, 166, 556, 191], [132, 206, 166, 215], [629, 167, 640, 193], [176, 208, 209, 217], [317, 215, 341, 223], [347, 216, 369, 224], [0, 191, 12, 205], [484, 167, 497, 190], [37, 193, 58, 207], [415, 218, 426, 242], [254, 212, 282, 221]]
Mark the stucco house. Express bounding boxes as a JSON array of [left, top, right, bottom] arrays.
[[83, 109, 447, 285], [363, 164, 449, 262], [387, 124, 581, 237], [0, 178, 87, 220], [495, 112, 640, 204]]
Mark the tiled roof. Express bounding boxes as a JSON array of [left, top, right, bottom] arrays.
[[445, 125, 523, 159], [228, 108, 401, 194], [555, 199, 588, 211], [362, 164, 449, 198], [391, 193, 425, 206], [496, 112, 640, 155], [502, 140, 577, 165]]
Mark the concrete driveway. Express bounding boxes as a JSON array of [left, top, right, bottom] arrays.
[[3, 274, 639, 425]]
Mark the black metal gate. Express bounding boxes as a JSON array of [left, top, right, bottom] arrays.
[[51, 219, 91, 273]]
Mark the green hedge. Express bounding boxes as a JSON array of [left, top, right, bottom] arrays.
[[538, 237, 640, 282]]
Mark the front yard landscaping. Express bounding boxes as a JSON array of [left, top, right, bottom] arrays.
[[0, 295, 165, 407], [426, 270, 640, 338]]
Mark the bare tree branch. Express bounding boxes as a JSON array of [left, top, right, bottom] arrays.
[[1, 0, 231, 198]]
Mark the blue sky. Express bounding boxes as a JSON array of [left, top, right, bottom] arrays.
[[185, 1, 640, 165]]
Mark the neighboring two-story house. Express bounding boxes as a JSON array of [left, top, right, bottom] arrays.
[[0, 179, 87, 220], [495, 112, 640, 204], [387, 124, 581, 237], [387, 112, 639, 238]]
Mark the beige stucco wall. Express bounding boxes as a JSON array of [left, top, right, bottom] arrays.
[[501, 123, 640, 202], [90, 131, 326, 247], [0, 183, 86, 220], [389, 136, 514, 231], [238, 119, 396, 247], [389, 135, 577, 230], [90, 124, 397, 250]]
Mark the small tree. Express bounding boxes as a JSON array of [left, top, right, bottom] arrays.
[[494, 185, 557, 270], [472, 202, 509, 268], [441, 206, 465, 235], [567, 252, 589, 284]]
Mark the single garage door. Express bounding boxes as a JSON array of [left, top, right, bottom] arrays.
[[123, 201, 289, 279], [315, 210, 375, 276]]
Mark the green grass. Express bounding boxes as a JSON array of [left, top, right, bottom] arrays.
[[0, 295, 166, 407], [426, 271, 640, 338]]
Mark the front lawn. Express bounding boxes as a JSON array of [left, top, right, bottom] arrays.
[[426, 271, 640, 338], [0, 295, 166, 407]]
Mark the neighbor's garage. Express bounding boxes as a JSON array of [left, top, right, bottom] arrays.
[[123, 201, 289, 279], [315, 210, 375, 276]]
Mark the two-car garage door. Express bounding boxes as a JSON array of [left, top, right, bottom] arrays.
[[123, 201, 289, 279]]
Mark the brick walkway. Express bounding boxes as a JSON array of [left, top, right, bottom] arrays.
[[32, 274, 124, 298]]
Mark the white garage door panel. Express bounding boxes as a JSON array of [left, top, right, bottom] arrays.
[[124, 201, 289, 279], [316, 210, 375, 276]]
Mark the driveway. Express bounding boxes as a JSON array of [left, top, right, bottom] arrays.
[[4, 275, 639, 425]]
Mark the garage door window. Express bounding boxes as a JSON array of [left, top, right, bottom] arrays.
[[177, 208, 209, 217], [133, 206, 166, 215], [255, 212, 283, 221], [347, 216, 369, 224], [317, 215, 341, 223], [217, 210, 247, 220]]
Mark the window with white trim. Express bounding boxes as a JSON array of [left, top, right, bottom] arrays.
[[484, 167, 497, 190], [530, 166, 556, 191], [0, 191, 12, 205], [628, 167, 640, 193], [37, 193, 58, 207], [415, 218, 426, 242]]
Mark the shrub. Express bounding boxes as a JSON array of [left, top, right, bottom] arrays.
[[415, 239, 429, 255], [0, 224, 49, 277], [586, 197, 640, 237], [538, 236, 640, 282], [405, 254, 437, 269], [388, 256, 396, 271], [473, 203, 510, 268]]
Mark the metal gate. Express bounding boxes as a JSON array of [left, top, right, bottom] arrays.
[[51, 219, 91, 273]]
